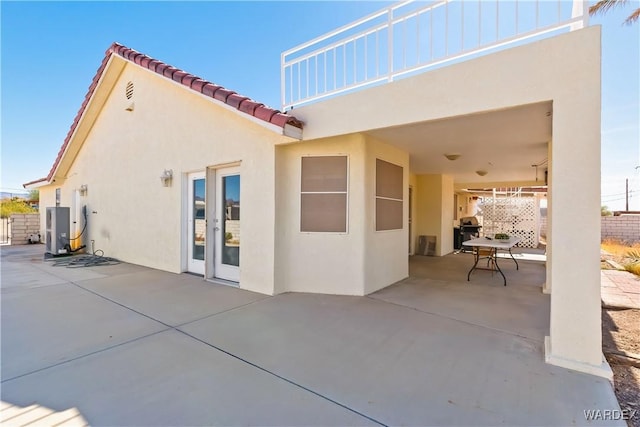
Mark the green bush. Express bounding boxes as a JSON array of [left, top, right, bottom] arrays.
[[0, 199, 36, 218]]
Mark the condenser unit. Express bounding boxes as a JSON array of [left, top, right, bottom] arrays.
[[45, 207, 70, 255]]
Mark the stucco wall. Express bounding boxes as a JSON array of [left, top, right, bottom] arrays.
[[274, 134, 367, 295], [37, 61, 287, 295], [415, 174, 454, 256], [363, 135, 410, 294]]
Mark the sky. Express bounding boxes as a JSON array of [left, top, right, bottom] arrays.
[[1, 1, 639, 211]]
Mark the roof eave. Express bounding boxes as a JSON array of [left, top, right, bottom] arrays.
[[23, 178, 51, 189]]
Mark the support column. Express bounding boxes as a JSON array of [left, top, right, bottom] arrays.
[[545, 99, 611, 379]]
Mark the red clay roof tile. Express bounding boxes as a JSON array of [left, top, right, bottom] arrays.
[[254, 105, 277, 122], [190, 79, 208, 92], [181, 74, 198, 87], [162, 65, 178, 79], [147, 59, 162, 72], [226, 94, 249, 109], [202, 83, 222, 98], [213, 88, 235, 103], [155, 63, 169, 75], [24, 42, 302, 188], [172, 70, 189, 83], [239, 99, 262, 115], [269, 113, 292, 128]]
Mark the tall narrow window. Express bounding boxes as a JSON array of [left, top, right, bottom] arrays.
[[55, 188, 61, 207], [376, 159, 403, 231], [300, 156, 348, 232]]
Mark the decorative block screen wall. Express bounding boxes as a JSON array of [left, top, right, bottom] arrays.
[[478, 196, 539, 248]]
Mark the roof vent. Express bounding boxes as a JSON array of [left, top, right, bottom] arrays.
[[125, 81, 134, 100]]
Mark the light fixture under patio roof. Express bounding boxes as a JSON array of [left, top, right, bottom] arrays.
[[444, 153, 461, 161], [475, 170, 488, 177]]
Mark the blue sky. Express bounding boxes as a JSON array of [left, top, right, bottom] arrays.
[[1, 1, 638, 211]]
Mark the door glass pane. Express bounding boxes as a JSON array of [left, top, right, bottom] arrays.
[[222, 175, 240, 267], [193, 178, 205, 261]]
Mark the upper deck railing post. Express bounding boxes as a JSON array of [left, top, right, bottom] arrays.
[[387, 7, 394, 83]]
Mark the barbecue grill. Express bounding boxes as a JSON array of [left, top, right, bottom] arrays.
[[458, 216, 482, 251]]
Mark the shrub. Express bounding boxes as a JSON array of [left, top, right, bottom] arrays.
[[0, 199, 36, 218]]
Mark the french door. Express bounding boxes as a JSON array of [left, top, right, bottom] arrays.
[[187, 172, 206, 275], [213, 167, 240, 282]]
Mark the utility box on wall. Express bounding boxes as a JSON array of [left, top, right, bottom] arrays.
[[45, 207, 70, 255]]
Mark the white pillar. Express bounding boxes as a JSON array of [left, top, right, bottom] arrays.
[[544, 98, 611, 379]]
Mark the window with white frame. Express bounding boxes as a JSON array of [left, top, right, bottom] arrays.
[[300, 156, 348, 232], [376, 159, 403, 231]]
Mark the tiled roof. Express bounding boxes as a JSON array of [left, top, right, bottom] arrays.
[[24, 42, 303, 188]]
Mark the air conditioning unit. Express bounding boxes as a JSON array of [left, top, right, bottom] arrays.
[[45, 207, 70, 255]]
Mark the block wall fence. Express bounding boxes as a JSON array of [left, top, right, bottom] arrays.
[[9, 213, 41, 245], [540, 215, 640, 244]]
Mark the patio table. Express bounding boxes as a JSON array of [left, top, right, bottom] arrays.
[[462, 236, 521, 286]]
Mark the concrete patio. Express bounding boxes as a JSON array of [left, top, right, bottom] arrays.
[[1, 245, 623, 426]]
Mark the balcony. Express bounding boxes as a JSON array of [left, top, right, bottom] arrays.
[[281, 0, 588, 111]]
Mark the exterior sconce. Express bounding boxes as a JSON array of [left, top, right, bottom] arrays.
[[79, 184, 88, 196], [125, 102, 135, 112], [160, 169, 173, 187], [475, 170, 488, 177]]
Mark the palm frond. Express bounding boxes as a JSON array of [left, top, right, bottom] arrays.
[[623, 7, 640, 24], [589, 0, 628, 16]]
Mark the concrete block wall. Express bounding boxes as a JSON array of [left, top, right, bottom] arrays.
[[541, 215, 639, 244], [10, 213, 41, 245], [601, 215, 640, 244]]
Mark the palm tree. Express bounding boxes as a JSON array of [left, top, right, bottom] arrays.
[[589, 0, 640, 25]]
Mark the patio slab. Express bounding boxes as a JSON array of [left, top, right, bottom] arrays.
[[1, 281, 167, 380], [2, 329, 374, 426], [371, 255, 550, 341], [181, 292, 621, 426], [77, 269, 269, 326], [0, 245, 625, 426]]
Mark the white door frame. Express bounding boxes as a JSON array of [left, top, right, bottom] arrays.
[[213, 166, 241, 283], [187, 171, 206, 275]]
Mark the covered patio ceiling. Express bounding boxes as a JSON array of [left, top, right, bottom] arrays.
[[365, 101, 552, 186]]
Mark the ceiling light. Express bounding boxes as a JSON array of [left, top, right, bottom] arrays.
[[444, 153, 461, 161], [475, 170, 488, 177]]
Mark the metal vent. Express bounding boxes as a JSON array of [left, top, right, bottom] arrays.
[[125, 81, 134, 100]]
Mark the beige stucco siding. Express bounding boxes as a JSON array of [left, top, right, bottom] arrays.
[[363, 135, 410, 294], [274, 134, 409, 296], [275, 134, 367, 295], [39, 61, 287, 295], [414, 174, 455, 257]]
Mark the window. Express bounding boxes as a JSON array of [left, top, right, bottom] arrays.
[[376, 159, 403, 231], [300, 156, 348, 232], [55, 188, 61, 207]]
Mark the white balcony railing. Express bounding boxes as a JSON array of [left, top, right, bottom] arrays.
[[281, 0, 588, 111]]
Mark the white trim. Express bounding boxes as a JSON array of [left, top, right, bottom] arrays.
[[187, 171, 206, 275], [181, 173, 188, 272], [213, 165, 241, 283], [24, 180, 50, 189], [544, 336, 613, 380], [54, 55, 121, 183]]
